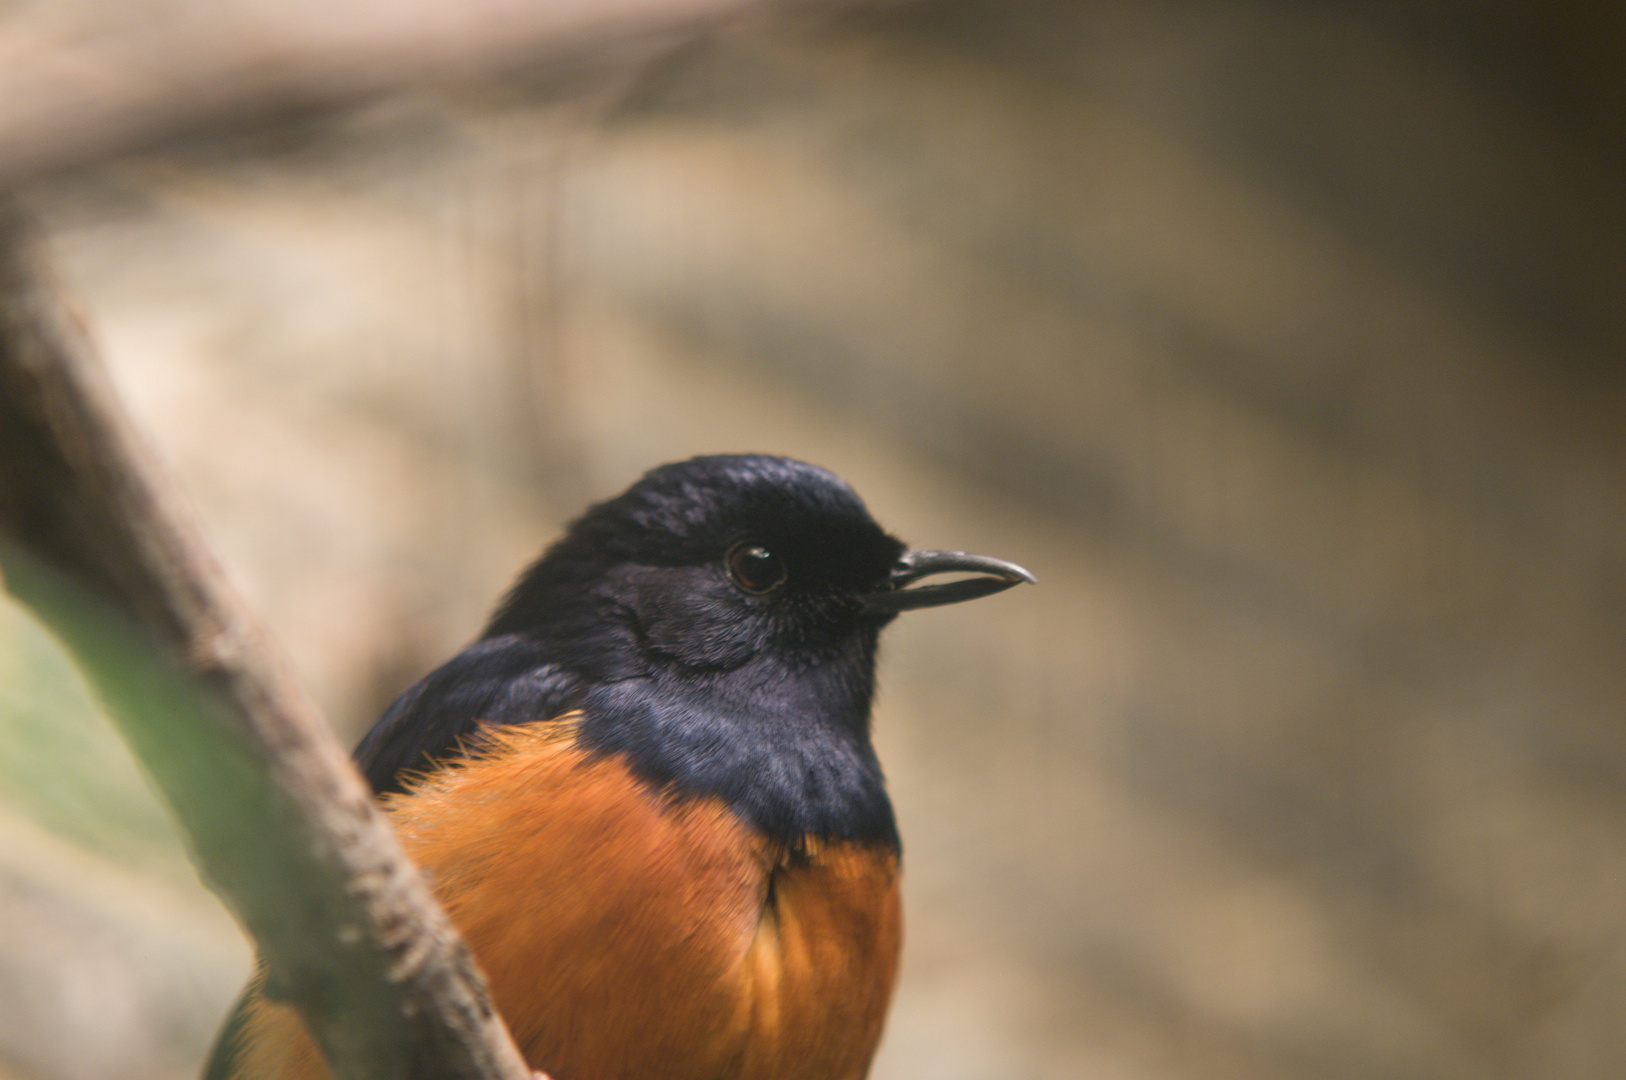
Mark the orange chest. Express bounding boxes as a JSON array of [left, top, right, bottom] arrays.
[[387, 721, 903, 1080]]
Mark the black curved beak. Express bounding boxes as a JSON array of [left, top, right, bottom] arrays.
[[862, 549, 1037, 614]]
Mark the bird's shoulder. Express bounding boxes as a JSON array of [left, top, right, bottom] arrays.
[[222, 721, 902, 1080], [388, 719, 903, 1080], [354, 633, 581, 795]]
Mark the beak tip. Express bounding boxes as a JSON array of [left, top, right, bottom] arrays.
[[865, 549, 1036, 613]]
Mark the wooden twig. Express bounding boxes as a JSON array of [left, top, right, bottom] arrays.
[[0, 0, 853, 189], [0, 206, 533, 1078]]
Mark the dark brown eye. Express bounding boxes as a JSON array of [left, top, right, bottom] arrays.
[[727, 542, 787, 594]]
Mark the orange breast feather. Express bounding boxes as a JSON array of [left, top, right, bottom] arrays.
[[229, 718, 902, 1080]]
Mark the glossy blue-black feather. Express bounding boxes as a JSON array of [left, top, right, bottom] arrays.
[[353, 455, 904, 847], [354, 635, 581, 795]]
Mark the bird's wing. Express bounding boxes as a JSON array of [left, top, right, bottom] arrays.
[[354, 632, 581, 794], [216, 721, 902, 1080], [201, 983, 255, 1080], [202, 636, 580, 1080]]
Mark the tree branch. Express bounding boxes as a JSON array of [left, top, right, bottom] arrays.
[[0, 0, 853, 189], [0, 206, 533, 1078]]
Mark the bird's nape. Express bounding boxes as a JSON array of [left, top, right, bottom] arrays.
[[211, 454, 1032, 1080]]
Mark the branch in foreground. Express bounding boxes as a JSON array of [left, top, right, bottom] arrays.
[[0, 0, 851, 190], [0, 207, 533, 1079]]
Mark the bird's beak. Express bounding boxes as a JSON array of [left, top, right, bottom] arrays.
[[862, 549, 1037, 614]]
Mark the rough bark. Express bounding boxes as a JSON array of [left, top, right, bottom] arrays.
[[0, 203, 533, 1080]]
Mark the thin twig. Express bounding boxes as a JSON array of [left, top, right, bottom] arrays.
[[0, 204, 532, 1079]]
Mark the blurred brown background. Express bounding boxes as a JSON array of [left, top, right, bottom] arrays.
[[1, 1, 1624, 1078]]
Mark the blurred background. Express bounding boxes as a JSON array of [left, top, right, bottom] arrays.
[[1, 1, 1624, 1078]]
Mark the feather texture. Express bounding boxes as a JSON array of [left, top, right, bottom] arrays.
[[224, 718, 902, 1080]]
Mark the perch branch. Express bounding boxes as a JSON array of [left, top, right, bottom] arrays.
[[0, 207, 533, 1078]]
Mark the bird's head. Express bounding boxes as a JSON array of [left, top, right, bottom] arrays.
[[484, 454, 1033, 682], [360, 455, 1033, 842]]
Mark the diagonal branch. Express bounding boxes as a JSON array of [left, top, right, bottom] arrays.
[[0, 206, 533, 1078]]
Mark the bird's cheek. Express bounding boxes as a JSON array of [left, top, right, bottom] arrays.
[[634, 582, 760, 669]]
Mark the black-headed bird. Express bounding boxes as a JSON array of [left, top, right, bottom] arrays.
[[208, 454, 1033, 1080]]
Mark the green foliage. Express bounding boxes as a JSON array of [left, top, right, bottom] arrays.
[[0, 593, 197, 881]]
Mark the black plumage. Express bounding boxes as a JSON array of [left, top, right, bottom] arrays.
[[210, 452, 1033, 1080], [357, 455, 913, 847]]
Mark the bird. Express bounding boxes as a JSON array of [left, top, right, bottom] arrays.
[[206, 453, 1034, 1080]]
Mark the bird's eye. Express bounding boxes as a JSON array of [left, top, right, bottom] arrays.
[[727, 542, 787, 595]]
